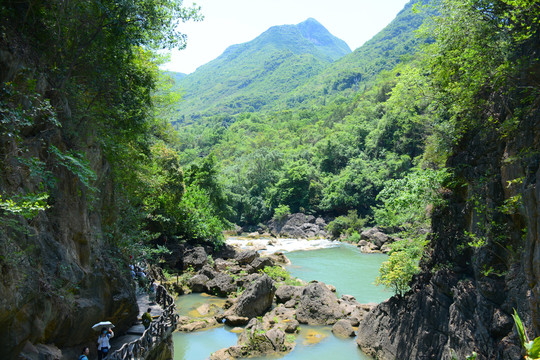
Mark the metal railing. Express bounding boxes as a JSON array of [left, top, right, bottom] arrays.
[[108, 284, 178, 360]]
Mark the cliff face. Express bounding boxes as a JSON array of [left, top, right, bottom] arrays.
[[357, 109, 539, 359], [0, 38, 138, 358]]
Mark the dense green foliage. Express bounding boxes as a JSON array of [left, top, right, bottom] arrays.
[[171, 0, 539, 298], [0, 0, 229, 263], [170, 0, 439, 231], [374, 0, 540, 295], [174, 66, 433, 227]]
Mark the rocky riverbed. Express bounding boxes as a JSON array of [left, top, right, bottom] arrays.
[[168, 244, 376, 359]]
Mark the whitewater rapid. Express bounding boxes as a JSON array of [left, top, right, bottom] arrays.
[[225, 237, 340, 255]]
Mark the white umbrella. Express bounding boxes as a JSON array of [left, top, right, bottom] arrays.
[[92, 321, 115, 331]]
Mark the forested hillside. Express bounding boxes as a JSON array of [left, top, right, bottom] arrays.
[[172, 0, 439, 230], [171, 18, 351, 119], [0, 1, 228, 357], [173, 0, 540, 357]]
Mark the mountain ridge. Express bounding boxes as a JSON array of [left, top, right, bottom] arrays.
[[171, 18, 351, 120]]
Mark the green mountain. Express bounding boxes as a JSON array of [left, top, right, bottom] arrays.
[[171, 18, 351, 121], [285, 0, 436, 107]]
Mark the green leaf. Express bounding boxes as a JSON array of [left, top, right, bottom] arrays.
[[529, 337, 540, 358], [513, 309, 528, 347]]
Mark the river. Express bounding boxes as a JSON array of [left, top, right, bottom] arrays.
[[172, 239, 390, 359]]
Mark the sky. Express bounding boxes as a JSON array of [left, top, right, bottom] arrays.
[[161, 0, 411, 74]]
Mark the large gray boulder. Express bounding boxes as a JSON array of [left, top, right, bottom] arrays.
[[248, 256, 274, 273], [235, 250, 259, 265], [267, 213, 327, 239], [332, 319, 356, 337], [188, 274, 209, 293], [205, 273, 236, 297], [360, 227, 390, 248], [296, 281, 342, 325], [183, 246, 208, 270], [227, 274, 276, 319], [198, 264, 218, 279], [275, 285, 303, 304]]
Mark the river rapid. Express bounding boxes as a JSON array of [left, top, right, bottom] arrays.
[[173, 238, 390, 360]]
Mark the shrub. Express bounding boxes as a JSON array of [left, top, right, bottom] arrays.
[[375, 236, 426, 296], [261, 266, 302, 286], [326, 210, 369, 239], [273, 204, 291, 220], [346, 232, 361, 243]]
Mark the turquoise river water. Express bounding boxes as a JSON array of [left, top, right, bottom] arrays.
[[172, 243, 390, 360]]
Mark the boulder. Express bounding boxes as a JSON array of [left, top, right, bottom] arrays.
[[213, 243, 238, 260], [235, 273, 261, 289], [235, 250, 259, 265], [188, 274, 209, 293], [178, 317, 219, 332], [332, 319, 355, 337], [268, 252, 291, 265], [358, 241, 379, 253], [214, 258, 232, 271], [224, 315, 250, 326], [228, 274, 276, 318], [199, 264, 218, 279], [248, 256, 274, 273], [315, 217, 327, 228], [280, 224, 307, 238], [296, 281, 342, 325], [360, 227, 390, 248], [267, 213, 326, 239], [266, 328, 287, 350], [205, 273, 236, 297], [263, 305, 299, 333], [380, 244, 392, 254], [183, 246, 208, 270], [275, 285, 303, 304]]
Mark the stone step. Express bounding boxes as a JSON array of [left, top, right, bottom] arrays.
[[126, 324, 145, 336]]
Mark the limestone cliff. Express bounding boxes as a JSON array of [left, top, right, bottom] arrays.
[[0, 30, 138, 359], [356, 107, 539, 358]]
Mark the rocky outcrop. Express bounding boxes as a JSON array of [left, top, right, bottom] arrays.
[[225, 274, 276, 320], [357, 227, 398, 253], [0, 44, 140, 359], [176, 248, 375, 359], [267, 213, 328, 239], [356, 102, 539, 358], [275, 285, 303, 304], [206, 273, 236, 297], [296, 281, 343, 325], [235, 249, 259, 265], [212, 306, 298, 359], [183, 246, 208, 270]]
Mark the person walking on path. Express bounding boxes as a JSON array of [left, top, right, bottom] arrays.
[[142, 308, 153, 329], [97, 327, 114, 360], [78, 347, 89, 360]]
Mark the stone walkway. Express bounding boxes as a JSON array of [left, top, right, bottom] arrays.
[[108, 290, 164, 353]]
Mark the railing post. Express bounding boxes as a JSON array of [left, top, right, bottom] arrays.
[[109, 284, 177, 360]]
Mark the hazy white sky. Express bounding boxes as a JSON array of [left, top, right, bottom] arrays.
[[161, 0, 410, 74]]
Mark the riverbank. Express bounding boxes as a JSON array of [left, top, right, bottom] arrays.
[[166, 240, 389, 359]]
